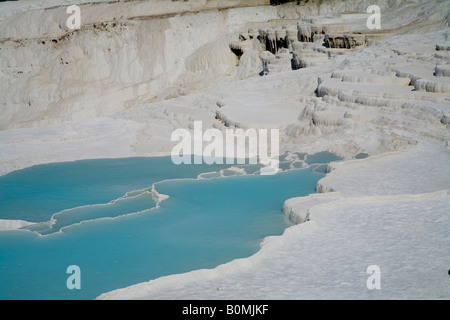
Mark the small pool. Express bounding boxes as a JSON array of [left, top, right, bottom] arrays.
[[0, 153, 341, 299]]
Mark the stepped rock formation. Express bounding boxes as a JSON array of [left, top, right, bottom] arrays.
[[324, 33, 366, 49]]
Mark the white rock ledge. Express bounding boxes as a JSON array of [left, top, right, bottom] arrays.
[[0, 219, 34, 231]]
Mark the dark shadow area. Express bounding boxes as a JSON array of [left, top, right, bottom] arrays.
[[270, 0, 299, 5], [290, 58, 297, 71], [230, 47, 244, 58]]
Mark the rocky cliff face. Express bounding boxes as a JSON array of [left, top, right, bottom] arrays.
[[0, 0, 448, 131], [0, 0, 274, 130]]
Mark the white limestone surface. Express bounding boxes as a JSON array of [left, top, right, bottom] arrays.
[[0, 219, 35, 231]]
